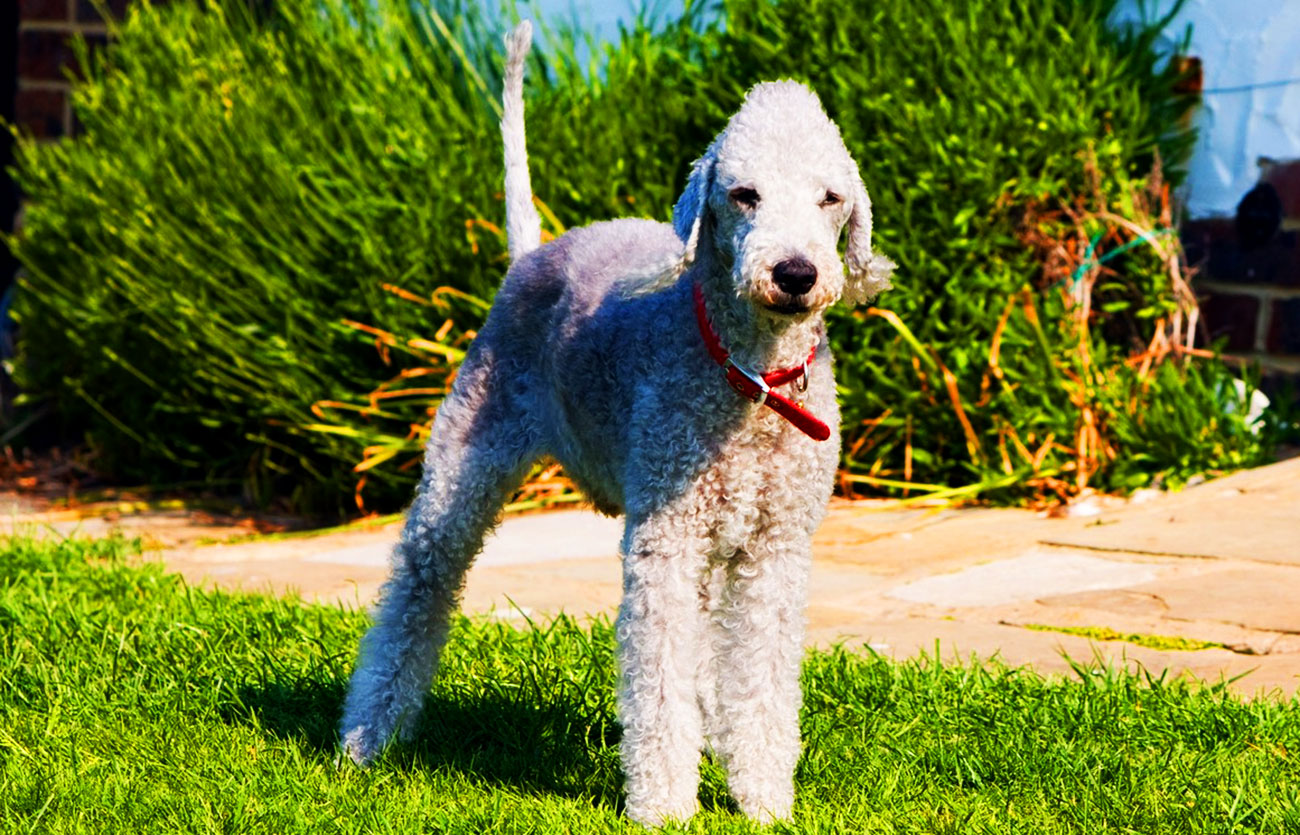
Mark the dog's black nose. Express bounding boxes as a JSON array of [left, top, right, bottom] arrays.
[[772, 258, 817, 296]]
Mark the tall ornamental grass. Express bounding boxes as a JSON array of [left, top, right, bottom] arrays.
[[6, 0, 1277, 513]]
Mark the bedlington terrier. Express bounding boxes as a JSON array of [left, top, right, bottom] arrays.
[[339, 20, 894, 826]]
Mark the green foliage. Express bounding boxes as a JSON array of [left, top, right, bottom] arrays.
[[2, 534, 1299, 832], [9, 0, 511, 511], [6, 0, 1275, 511]]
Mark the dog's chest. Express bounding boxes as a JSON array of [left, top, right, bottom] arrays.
[[698, 407, 835, 556]]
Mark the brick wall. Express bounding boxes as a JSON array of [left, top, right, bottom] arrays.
[[14, 0, 127, 140], [3, 0, 132, 295], [2, 2, 18, 292], [1183, 159, 1300, 391]]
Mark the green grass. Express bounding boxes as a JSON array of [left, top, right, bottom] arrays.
[[2, 535, 1299, 833]]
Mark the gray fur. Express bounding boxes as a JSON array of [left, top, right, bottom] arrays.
[[339, 23, 894, 826]]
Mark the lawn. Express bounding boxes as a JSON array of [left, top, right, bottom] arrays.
[[1, 535, 1298, 833]]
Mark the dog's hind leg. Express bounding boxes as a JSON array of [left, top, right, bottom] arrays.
[[339, 349, 541, 765]]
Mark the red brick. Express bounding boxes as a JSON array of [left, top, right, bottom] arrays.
[[18, 0, 70, 23], [1267, 298, 1300, 355], [1199, 292, 1259, 353], [1261, 159, 1300, 221], [1182, 218, 1232, 267], [17, 30, 107, 83], [14, 88, 68, 139], [1258, 372, 1300, 411], [1237, 232, 1300, 286], [76, 0, 130, 22], [1183, 217, 1300, 287], [17, 30, 75, 82]]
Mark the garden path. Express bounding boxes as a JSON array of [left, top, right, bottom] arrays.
[[5, 457, 1299, 698]]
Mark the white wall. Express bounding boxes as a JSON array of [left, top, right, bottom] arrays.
[[1114, 0, 1300, 218]]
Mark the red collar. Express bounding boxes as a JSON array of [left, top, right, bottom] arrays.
[[692, 283, 832, 441]]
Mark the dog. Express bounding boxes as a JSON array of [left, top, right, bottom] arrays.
[[339, 20, 893, 825]]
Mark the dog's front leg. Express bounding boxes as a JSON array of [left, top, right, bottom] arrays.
[[338, 352, 541, 766], [616, 513, 710, 826], [711, 529, 812, 823]]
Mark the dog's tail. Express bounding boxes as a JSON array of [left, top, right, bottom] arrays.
[[502, 21, 541, 262]]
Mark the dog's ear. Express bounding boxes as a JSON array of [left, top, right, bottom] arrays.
[[843, 171, 895, 305], [672, 140, 718, 266]]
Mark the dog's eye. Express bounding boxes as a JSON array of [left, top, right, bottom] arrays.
[[819, 191, 842, 208], [728, 187, 760, 209]]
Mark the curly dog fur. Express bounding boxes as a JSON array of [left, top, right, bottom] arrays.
[[339, 20, 894, 825]]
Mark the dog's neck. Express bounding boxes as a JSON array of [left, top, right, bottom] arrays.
[[690, 258, 825, 374]]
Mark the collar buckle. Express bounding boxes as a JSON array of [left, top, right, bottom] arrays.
[[724, 357, 770, 406]]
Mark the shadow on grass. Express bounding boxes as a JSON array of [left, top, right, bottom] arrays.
[[223, 676, 633, 809]]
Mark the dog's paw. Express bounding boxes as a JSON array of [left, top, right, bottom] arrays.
[[744, 803, 793, 826], [731, 783, 794, 825], [625, 796, 699, 828], [338, 724, 381, 768]]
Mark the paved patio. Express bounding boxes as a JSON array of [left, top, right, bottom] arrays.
[[6, 457, 1299, 698]]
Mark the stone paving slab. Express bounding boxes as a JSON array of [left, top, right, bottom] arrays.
[[812, 506, 1077, 577], [1042, 457, 1300, 565], [159, 510, 626, 611], [1067, 565, 1300, 635], [463, 557, 620, 620], [884, 548, 1165, 607]]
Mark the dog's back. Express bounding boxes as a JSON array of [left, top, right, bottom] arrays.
[[480, 218, 686, 514]]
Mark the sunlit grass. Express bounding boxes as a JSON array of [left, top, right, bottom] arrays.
[[2, 535, 1299, 833]]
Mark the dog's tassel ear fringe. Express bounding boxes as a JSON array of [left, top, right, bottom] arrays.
[[672, 139, 719, 269], [843, 173, 895, 305]]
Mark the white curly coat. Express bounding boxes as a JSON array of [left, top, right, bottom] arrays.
[[339, 21, 894, 826]]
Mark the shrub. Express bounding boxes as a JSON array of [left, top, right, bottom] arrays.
[[9, 0, 514, 510], [6, 0, 1275, 513]]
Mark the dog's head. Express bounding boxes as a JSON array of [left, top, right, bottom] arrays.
[[673, 81, 894, 317]]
